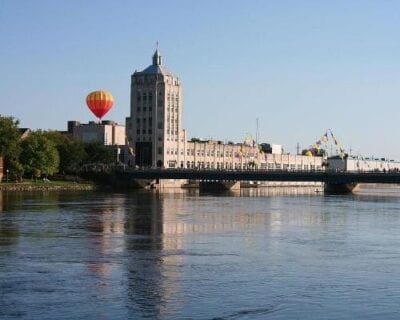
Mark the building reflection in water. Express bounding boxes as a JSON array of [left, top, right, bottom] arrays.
[[63, 187, 331, 318], [123, 191, 184, 318], [84, 194, 126, 277]]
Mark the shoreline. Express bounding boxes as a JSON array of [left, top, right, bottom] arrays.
[[0, 181, 96, 192]]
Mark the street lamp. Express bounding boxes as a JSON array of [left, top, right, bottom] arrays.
[[6, 169, 9, 183]]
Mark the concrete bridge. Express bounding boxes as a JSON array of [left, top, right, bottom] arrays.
[[115, 168, 400, 193]]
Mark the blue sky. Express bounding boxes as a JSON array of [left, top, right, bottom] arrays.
[[1, 0, 400, 157]]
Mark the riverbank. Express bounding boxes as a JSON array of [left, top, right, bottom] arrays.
[[0, 180, 96, 191]]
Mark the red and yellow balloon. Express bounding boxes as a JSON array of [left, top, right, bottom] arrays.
[[86, 90, 114, 120]]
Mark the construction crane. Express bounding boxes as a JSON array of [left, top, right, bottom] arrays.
[[303, 129, 347, 159]]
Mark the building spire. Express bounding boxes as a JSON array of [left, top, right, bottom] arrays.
[[152, 43, 162, 65]]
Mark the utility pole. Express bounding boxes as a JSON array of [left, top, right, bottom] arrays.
[[296, 143, 300, 155]]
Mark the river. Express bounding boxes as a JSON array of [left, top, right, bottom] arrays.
[[1, 186, 400, 319]]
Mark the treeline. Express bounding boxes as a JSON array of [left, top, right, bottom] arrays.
[[0, 116, 115, 181]]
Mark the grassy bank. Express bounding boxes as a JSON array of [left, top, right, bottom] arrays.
[[0, 180, 96, 191]]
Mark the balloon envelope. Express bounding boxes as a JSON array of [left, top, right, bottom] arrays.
[[86, 90, 114, 119]]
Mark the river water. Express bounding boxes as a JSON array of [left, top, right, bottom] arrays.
[[1, 187, 400, 319]]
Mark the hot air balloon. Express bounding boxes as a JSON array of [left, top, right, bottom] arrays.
[[86, 90, 114, 120]]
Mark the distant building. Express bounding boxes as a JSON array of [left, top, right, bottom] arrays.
[[126, 49, 323, 170], [19, 128, 31, 140], [328, 156, 400, 172], [68, 120, 125, 146]]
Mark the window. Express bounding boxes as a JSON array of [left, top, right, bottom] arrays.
[[158, 147, 162, 155]]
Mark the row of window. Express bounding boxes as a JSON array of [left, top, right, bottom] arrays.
[[136, 92, 179, 103], [136, 129, 152, 135], [134, 76, 179, 86], [186, 149, 235, 157], [136, 101, 163, 109], [166, 149, 183, 156], [166, 137, 179, 142], [136, 91, 163, 102], [136, 118, 153, 125], [179, 162, 321, 170], [136, 106, 153, 113]]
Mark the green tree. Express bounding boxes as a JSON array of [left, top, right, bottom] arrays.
[[44, 131, 87, 174], [0, 116, 23, 180], [84, 142, 115, 165], [20, 131, 60, 178]]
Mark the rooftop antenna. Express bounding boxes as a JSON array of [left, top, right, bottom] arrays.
[[156, 41, 159, 50]]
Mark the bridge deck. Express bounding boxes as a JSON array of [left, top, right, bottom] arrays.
[[116, 169, 400, 184]]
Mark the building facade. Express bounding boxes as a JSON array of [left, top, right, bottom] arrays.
[[126, 50, 323, 170], [328, 156, 400, 172], [126, 49, 185, 168], [68, 120, 125, 146]]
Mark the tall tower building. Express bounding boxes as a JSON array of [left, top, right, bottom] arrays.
[[126, 49, 185, 168]]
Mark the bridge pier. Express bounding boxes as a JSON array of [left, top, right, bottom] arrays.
[[199, 181, 240, 191], [324, 183, 359, 194]]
